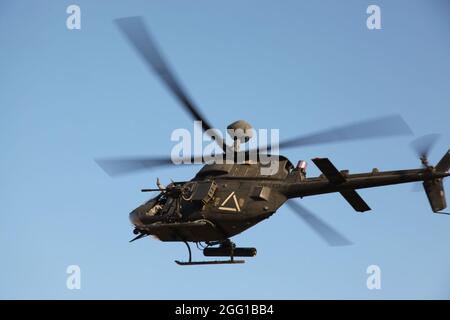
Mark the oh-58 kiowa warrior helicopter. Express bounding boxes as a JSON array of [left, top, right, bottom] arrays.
[[97, 17, 450, 265]]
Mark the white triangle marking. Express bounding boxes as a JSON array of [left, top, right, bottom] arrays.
[[219, 191, 241, 212]]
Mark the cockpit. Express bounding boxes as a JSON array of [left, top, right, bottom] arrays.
[[129, 180, 218, 227], [129, 192, 172, 227]]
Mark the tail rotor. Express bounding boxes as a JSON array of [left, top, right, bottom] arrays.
[[409, 134, 450, 213], [410, 133, 441, 168]]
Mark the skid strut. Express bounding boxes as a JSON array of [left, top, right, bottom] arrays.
[[175, 240, 246, 266]]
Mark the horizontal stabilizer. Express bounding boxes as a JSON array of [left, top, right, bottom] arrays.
[[312, 157, 371, 212], [340, 190, 371, 212], [312, 158, 346, 183]]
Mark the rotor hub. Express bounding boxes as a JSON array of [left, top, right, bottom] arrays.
[[227, 120, 254, 151]]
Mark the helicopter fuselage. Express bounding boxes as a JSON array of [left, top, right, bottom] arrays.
[[129, 158, 293, 242], [129, 154, 450, 242]]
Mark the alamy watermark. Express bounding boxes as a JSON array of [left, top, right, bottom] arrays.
[[366, 5, 381, 30], [170, 121, 280, 175], [66, 265, 81, 290], [366, 264, 381, 290], [66, 5, 81, 30]]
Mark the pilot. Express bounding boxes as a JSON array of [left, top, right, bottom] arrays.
[[148, 203, 163, 216]]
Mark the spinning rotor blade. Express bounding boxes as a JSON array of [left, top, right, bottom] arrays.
[[114, 16, 225, 151], [286, 200, 352, 246], [410, 133, 441, 160], [252, 114, 412, 154], [95, 155, 204, 177], [96, 156, 173, 177]]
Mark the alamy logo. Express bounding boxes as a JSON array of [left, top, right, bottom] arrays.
[[170, 121, 280, 175], [366, 264, 381, 290], [66, 5, 81, 30], [366, 5, 382, 30], [66, 265, 81, 290]]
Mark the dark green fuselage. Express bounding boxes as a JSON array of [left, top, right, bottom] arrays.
[[130, 155, 449, 242]]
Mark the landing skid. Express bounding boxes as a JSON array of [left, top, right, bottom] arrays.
[[175, 241, 246, 266], [175, 260, 244, 266]]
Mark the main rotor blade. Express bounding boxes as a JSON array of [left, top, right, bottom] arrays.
[[410, 133, 441, 159], [253, 114, 412, 153], [286, 200, 352, 246], [114, 16, 225, 151], [95, 155, 205, 177]]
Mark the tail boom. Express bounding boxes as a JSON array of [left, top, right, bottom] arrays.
[[284, 168, 445, 198], [284, 151, 449, 213]]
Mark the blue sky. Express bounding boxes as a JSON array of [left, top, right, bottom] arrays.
[[0, 0, 449, 299]]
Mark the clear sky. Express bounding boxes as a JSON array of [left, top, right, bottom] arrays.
[[1, 0, 449, 299]]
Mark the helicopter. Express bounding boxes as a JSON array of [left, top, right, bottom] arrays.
[[96, 16, 450, 265]]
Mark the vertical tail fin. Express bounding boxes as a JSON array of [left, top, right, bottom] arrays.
[[423, 149, 450, 213], [435, 149, 450, 173]]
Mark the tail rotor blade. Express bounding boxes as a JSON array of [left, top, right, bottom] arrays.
[[410, 133, 441, 159], [410, 182, 423, 192], [286, 200, 353, 246]]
